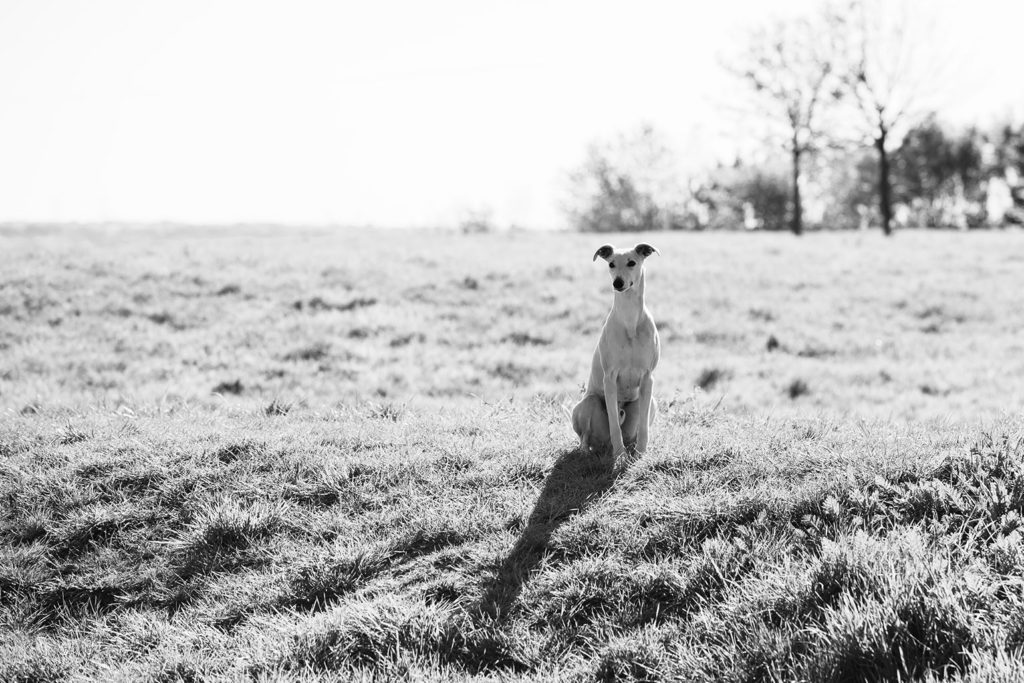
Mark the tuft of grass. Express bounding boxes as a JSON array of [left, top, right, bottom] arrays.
[[58, 424, 91, 445], [4, 512, 49, 545], [797, 345, 837, 358], [49, 505, 141, 556], [921, 383, 952, 397], [796, 534, 977, 681], [265, 399, 291, 416], [282, 465, 350, 509], [212, 440, 266, 463], [491, 362, 534, 385], [531, 558, 696, 629], [215, 283, 241, 296], [748, 307, 776, 322], [146, 311, 185, 329], [367, 401, 405, 422], [0, 651, 72, 682], [502, 333, 552, 347], [279, 597, 530, 675], [282, 342, 330, 362], [695, 366, 731, 391], [168, 497, 290, 578], [389, 332, 425, 347], [283, 546, 397, 611], [591, 637, 666, 683], [212, 379, 244, 395], [294, 296, 377, 313], [786, 378, 810, 399]]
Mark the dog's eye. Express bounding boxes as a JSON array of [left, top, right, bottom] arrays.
[[627, 260, 636, 267], [608, 263, 615, 269]]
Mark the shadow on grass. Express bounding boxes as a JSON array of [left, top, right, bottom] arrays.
[[477, 447, 632, 620]]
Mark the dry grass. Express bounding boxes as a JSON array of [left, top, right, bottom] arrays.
[[1, 225, 1023, 681]]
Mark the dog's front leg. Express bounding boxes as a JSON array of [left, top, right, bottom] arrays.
[[635, 372, 654, 453], [602, 371, 625, 456]]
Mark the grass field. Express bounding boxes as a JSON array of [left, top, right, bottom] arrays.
[[2, 225, 1024, 681]]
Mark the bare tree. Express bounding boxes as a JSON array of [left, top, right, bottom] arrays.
[[734, 14, 843, 235], [838, 0, 944, 235]]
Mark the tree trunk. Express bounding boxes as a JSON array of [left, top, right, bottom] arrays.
[[791, 144, 803, 236], [876, 129, 893, 236]]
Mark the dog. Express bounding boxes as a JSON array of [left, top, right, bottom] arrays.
[[572, 243, 660, 456]]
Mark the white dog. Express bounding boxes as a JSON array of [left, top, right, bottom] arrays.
[[572, 243, 660, 456]]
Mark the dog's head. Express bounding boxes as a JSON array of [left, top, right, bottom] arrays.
[[592, 243, 659, 293]]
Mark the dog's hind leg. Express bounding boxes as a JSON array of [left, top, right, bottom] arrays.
[[572, 394, 615, 453]]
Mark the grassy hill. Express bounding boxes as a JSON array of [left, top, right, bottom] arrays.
[[1, 226, 1023, 681]]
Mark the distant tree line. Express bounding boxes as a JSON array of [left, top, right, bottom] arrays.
[[565, 0, 1024, 234]]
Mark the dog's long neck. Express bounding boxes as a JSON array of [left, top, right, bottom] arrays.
[[611, 268, 646, 335]]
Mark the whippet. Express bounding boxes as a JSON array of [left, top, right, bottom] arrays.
[[572, 243, 660, 456]]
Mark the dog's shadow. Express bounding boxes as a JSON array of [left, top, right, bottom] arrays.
[[476, 446, 635, 620]]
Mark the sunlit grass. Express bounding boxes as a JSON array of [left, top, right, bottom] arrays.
[[1, 225, 1023, 680]]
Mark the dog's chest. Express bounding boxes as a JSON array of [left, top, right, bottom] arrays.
[[604, 324, 659, 391], [606, 320, 659, 364]]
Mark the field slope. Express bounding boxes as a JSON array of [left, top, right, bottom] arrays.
[[1, 226, 1023, 681]]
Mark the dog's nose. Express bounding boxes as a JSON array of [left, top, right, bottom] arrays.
[[613, 278, 624, 290]]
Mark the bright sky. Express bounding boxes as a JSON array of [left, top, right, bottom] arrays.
[[0, 0, 1020, 228]]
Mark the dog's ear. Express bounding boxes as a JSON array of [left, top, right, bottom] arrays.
[[592, 244, 614, 262], [634, 243, 659, 258]]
